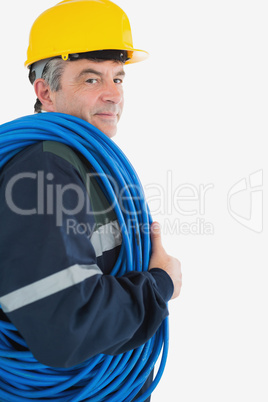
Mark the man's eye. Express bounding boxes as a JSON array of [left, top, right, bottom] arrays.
[[114, 78, 123, 84], [86, 78, 98, 84]]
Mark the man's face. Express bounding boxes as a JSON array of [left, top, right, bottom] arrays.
[[49, 59, 125, 138]]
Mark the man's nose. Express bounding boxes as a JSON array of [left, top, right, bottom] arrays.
[[101, 81, 123, 104]]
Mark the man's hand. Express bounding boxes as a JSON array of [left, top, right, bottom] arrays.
[[148, 222, 182, 300]]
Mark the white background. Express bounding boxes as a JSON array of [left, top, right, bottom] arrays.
[[1, 1, 268, 401]]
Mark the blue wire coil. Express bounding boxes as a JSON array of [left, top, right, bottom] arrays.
[[0, 113, 169, 401]]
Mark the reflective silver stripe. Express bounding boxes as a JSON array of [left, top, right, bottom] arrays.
[[91, 220, 122, 258], [0, 264, 102, 314]]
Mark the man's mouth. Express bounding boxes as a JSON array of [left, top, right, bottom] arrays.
[[95, 112, 117, 119]]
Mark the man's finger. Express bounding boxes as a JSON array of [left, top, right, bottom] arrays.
[[150, 222, 162, 248]]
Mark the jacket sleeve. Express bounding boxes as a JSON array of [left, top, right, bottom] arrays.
[[0, 143, 174, 368]]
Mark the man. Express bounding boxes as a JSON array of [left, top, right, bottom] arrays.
[[0, 0, 182, 400]]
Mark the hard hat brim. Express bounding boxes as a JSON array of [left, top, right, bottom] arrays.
[[25, 48, 149, 68]]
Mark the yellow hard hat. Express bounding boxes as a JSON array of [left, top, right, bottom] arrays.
[[25, 0, 149, 68]]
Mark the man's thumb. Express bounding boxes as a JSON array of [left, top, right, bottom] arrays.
[[150, 222, 162, 247]]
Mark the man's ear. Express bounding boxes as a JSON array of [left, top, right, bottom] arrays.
[[34, 79, 55, 112]]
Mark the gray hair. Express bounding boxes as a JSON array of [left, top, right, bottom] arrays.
[[28, 58, 66, 113]]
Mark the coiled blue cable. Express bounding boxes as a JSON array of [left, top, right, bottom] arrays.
[[0, 112, 169, 402]]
